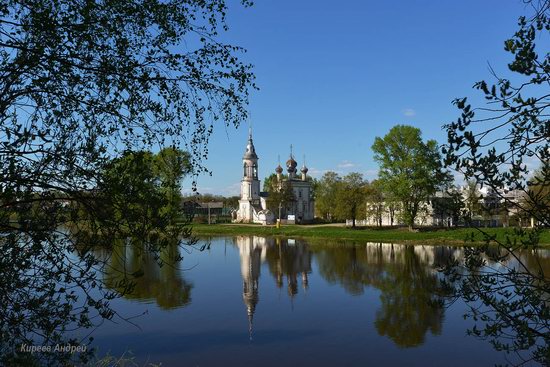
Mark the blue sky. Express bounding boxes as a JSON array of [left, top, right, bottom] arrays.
[[186, 0, 530, 196]]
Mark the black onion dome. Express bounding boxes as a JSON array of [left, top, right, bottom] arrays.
[[275, 164, 283, 174], [286, 157, 297, 169]]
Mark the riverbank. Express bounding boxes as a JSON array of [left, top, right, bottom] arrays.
[[191, 223, 550, 246]]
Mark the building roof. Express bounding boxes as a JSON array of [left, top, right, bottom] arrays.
[[243, 131, 258, 160]]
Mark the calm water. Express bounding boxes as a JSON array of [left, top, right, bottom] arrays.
[[81, 237, 549, 366]]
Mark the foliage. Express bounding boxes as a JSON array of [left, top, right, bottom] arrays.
[[442, 1, 550, 364], [314, 171, 341, 221], [0, 0, 254, 364], [99, 148, 191, 234], [463, 180, 483, 225], [430, 186, 464, 228], [264, 173, 295, 217], [334, 172, 366, 227], [372, 125, 448, 231], [365, 179, 385, 226]]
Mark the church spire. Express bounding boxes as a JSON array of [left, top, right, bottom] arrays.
[[243, 127, 257, 160]]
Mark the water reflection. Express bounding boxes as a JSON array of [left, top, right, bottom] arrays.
[[234, 236, 312, 339], [97, 236, 549, 354], [102, 242, 194, 309], [313, 243, 458, 347]]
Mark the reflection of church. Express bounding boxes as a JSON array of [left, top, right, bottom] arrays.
[[234, 130, 315, 224], [234, 236, 312, 339]]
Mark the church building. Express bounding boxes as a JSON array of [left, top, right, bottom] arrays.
[[233, 131, 315, 224]]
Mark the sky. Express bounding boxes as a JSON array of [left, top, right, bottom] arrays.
[[186, 0, 532, 196]]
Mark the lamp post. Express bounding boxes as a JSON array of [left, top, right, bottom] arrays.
[[277, 201, 282, 229]]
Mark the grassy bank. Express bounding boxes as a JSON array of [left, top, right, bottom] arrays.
[[191, 224, 550, 246]]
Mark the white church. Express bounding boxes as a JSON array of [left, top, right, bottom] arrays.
[[234, 131, 315, 225]]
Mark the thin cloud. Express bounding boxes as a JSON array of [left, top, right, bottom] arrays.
[[337, 160, 357, 169], [403, 108, 416, 117]]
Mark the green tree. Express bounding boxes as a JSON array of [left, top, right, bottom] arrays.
[[154, 148, 192, 219], [463, 180, 482, 225], [264, 174, 295, 220], [365, 179, 385, 227], [430, 187, 464, 228], [372, 125, 448, 231], [442, 1, 550, 363], [334, 172, 366, 227], [0, 1, 254, 364], [99, 148, 191, 234], [314, 171, 341, 221]]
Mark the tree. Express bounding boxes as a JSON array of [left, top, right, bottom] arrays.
[[463, 180, 482, 226], [520, 164, 550, 227], [99, 148, 191, 234], [314, 171, 341, 221], [430, 186, 464, 228], [365, 179, 385, 227], [372, 125, 448, 231], [264, 173, 295, 220], [334, 172, 366, 227], [0, 1, 254, 364], [442, 1, 550, 364], [154, 148, 192, 219]]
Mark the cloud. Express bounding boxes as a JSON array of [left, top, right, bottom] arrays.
[[403, 108, 416, 117], [337, 160, 357, 169], [307, 167, 328, 178]]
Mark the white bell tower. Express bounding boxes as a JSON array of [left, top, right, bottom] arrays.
[[237, 129, 261, 222]]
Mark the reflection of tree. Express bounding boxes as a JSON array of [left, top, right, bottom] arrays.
[[374, 246, 444, 348], [314, 244, 382, 295], [103, 241, 193, 310], [314, 243, 453, 347]]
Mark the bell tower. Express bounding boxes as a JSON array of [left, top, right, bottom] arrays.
[[238, 129, 261, 222]]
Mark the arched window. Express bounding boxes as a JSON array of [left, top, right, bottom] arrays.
[[253, 163, 258, 178], [243, 163, 248, 177]]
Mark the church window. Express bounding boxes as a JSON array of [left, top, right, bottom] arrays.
[[299, 190, 302, 198], [243, 163, 247, 177], [253, 164, 258, 178]]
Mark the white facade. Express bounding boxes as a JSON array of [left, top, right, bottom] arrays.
[[233, 133, 314, 224], [235, 132, 275, 225], [274, 154, 315, 223], [349, 185, 528, 228]]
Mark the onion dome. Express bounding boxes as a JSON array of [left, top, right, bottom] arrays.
[[301, 164, 308, 174], [286, 157, 297, 172], [275, 164, 283, 174], [243, 133, 258, 160]]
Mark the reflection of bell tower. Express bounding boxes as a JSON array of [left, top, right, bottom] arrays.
[[236, 236, 264, 340]]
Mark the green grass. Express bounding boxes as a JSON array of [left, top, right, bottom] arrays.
[[191, 223, 550, 246]]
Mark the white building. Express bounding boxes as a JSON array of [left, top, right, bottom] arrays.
[[234, 131, 274, 224], [273, 150, 315, 223], [350, 184, 527, 228], [234, 132, 314, 224]]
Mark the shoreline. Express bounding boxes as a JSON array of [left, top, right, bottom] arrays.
[[191, 223, 550, 247]]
